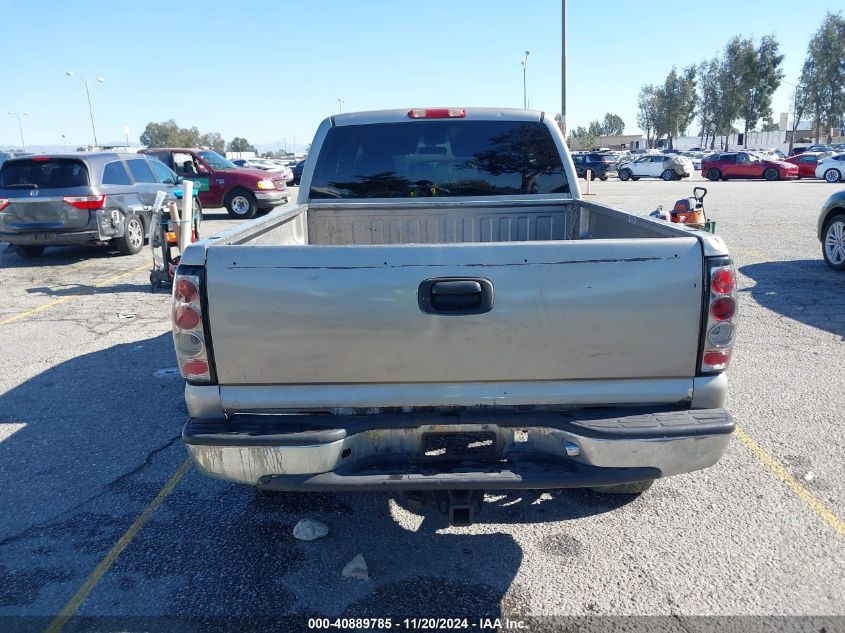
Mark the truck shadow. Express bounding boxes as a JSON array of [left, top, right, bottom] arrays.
[[24, 281, 152, 298], [739, 259, 845, 339], [0, 332, 635, 623]]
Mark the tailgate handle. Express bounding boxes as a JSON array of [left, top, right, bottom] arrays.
[[418, 278, 494, 315]]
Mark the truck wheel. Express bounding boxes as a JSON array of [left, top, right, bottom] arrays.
[[17, 245, 45, 258], [661, 169, 675, 181], [225, 189, 258, 219], [589, 480, 654, 495], [117, 214, 145, 255], [824, 168, 842, 183], [763, 168, 780, 181], [707, 168, 722, 181], [822, 213, 845, 271], [618, 169, 631, 181]]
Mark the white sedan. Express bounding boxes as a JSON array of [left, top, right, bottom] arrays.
[[815, 153, 845, 182], [617, 154, 694, 181]]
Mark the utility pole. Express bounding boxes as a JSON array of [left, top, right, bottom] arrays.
[[561, 0, 567, 138], [337, 98, 344, 114], [521, 51, 530, 109], [7, 112, 27, 151], [66, 71, 104, 148]]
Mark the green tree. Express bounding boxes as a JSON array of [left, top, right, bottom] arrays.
[[713, 38, 749, 151], [697, 58, 721, 149], [737, 35, 784, 146], [139, 119, 201, 147], [228, 137, 256, 153], [199, 132, 226, 154], [569, 125, 597, 150], [761, 119, 780, 132], [655, 66, 697, 150], [587, 120, 604, 142], [637, 84, 659, 148], [601, 113, 625, 136], [799, 12, 845, 143]]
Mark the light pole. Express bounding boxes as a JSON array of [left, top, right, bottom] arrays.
[[61, 134, 66, 148], [123, 125, 130, 150], [561, 0, 567, 137], [7, 111, 28, 151], [66, 71, 104, 148], [337, 98, 344, 114], [783, 80, 800, 155], [521, 51, 530, 109]]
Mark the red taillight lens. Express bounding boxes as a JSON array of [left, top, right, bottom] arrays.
[[408, 108, 467, 119], [63, 195, 105, 210], [0, 198, 9, 212], [174, 278, 198, 303], [174, 305, 201, 330], [711, 268, 735, 294], [703, 350, 730, 367], [711, 297, 736, 321], [182, 359, 209, 376]]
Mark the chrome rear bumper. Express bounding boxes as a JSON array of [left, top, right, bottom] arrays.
[[183, 409, 734, 490]]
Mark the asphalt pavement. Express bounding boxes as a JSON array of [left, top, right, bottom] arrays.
[[0, 178, 843, 631]]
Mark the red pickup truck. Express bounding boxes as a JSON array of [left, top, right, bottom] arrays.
[[139, 148, 289, 218]]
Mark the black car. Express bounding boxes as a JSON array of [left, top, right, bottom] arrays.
[[291, 159, 306, 185], [571, 152, 615, 181]]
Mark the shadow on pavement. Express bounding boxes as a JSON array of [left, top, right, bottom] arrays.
[[739, 258, 845, 339]]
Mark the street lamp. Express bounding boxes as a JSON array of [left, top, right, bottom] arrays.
[[337, 98, 344, 114], [66, 71, 104, 148], [61, 134, 66, 148], [521, 50, 530, 109], [7, 111, 28, 151]]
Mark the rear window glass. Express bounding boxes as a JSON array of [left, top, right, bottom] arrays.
[[102, 161, 132, 185], [0, 158, 89, 189], [309, 120, 569, 199]]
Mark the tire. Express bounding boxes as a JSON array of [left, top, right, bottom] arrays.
[[117, 214, 145, 255], [763, 168, 780, 181], [618, 169, 631, 181], [661, 169, 675, 181], [600, 175, 608, 181], [225, 189, 258, 219], [707, 168, 722, 182], [631, 176, 640, 181], [17, 245, 45, 258], [824, 168, 842, 183], [589, 480, 654, 495], [822, 213, 845, 271]]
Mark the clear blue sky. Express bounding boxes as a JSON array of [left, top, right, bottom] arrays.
[[0, 0, 839, 152]]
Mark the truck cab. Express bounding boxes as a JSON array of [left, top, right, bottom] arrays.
[[139, 148, 288, 218]]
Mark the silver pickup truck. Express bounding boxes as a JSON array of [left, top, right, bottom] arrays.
[[172, 108, 737, 525]]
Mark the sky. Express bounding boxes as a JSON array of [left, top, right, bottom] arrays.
[[0, 0, 840, 153]]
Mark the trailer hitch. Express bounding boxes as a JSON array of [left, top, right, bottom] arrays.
[[434, 490, 485, 527]]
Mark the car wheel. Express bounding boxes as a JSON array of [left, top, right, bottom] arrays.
[[225, 189, 258, 219], [707, 168, 722, 181], [618, 169, 631, 181], [600, 175, 608, 181], [117, 214, 145, 255], [661, 169, 675, 181], [824, 168, 842, 183], [822, 213, 845, 271], [589, 480, 654, 495], [16, 245, 45, 258], [763, 168, 780, 181]]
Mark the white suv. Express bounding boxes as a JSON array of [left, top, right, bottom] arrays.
[[815, 154, 845, 182]]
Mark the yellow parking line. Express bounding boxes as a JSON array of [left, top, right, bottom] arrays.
[[735, 426, 845, 538], [44, 458, 192, 633], [0, 263, 149, 326]]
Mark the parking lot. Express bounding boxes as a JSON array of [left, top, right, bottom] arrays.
[[1, 176, 844, 629]]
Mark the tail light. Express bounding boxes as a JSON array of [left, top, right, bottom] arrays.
[[63, 195, 105, 210], [172, 270, 214, 382], [0, 199, 9, 212], [408, 108, 466, 119], [700, 257, 737, 373]]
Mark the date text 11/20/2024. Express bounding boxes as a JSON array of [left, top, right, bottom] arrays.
[[307, 618, 528, 630]]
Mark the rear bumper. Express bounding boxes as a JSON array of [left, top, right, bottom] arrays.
[[183, 408, 735, 491], [0, 230, 102, 246]]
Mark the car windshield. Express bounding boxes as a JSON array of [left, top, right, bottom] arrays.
[[199, 151, 237, 170], [309, 120, 569, 199]]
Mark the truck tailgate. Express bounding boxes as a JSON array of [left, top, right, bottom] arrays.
[[205, 238, 703, 385]]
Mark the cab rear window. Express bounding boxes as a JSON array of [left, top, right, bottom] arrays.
[[0, 158, 89, 189], [309, 120, 569, 199]]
